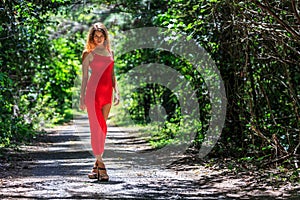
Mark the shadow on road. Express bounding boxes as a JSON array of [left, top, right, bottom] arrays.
[[0, 115, 299, 199]]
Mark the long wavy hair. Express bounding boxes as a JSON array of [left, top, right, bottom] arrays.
[[84, 22, 111, 53]]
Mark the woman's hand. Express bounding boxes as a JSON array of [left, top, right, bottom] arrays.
[[80, 96, 86, 110], [113, 92, 120, 106]]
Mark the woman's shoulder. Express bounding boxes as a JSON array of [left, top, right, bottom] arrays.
[[82, 49, 92, 61], [82, 49, 89, 56]]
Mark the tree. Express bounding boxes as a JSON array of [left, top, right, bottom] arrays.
[[0, 0, 75, 147], [97, 0, 300, 166]]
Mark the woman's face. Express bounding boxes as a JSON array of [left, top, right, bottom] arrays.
[[93, 30, 105, 46]]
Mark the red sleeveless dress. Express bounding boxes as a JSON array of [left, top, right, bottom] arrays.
[[85, 52, 114, 156]]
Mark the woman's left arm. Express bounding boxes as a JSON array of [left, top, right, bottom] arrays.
[[112, 51, 120, 105], [112, 68, 120, 105]]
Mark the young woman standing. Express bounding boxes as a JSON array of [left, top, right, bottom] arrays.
[[80, 22, 120, 181]]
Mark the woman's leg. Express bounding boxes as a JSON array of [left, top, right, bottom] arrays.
[[94, 104, 111, 160], [102, 103, 112, 121], [92, 104, 111, 180], [95, 103, 111, 160], [88, 103, 111, 174], [91, 104, 111, 162]]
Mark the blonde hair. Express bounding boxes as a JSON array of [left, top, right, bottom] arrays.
[[84, 22, 111, 53]]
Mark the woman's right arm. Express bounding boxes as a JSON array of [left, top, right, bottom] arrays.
[[80, 51, 90, 110]]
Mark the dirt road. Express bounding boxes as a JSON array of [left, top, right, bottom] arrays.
[[0, 115, 299, 199]]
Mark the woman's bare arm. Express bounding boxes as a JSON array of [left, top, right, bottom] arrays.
[[80, 51, 91, 110], [111, 51, 120, 105], [112, 68, 120, 106]]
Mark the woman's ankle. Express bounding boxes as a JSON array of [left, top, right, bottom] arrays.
[[96, 160, 106, 167]]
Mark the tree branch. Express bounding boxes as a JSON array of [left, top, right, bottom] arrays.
[[250, 0, 300, 40], [262, 153, 292, 167], [291, 0, 300, 24]]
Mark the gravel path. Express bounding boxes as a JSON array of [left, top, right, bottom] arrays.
[[0, 115, 299, 199]]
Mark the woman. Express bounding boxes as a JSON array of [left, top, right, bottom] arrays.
[[80, 22, 120, 181]]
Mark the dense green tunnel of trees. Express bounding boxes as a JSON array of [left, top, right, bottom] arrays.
[[1, 0, 299, 172]]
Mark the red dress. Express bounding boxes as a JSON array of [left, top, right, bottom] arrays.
[[85, 52, 114, 156]]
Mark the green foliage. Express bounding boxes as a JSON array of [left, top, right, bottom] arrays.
[[148, 0, 300, 161], [0, 0, 76, 148], [101, 0, 300, 169], [113, 47, 210, 148], [34, 36, 81, 124]]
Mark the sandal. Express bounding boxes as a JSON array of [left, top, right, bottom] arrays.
[[87, 161, 109, 181], [88, 161, 98, 179], [97, 161, 109, 182]]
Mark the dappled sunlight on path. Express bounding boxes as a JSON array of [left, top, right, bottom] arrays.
[[0, 115, 299, 199]]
